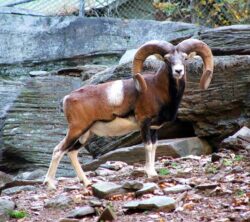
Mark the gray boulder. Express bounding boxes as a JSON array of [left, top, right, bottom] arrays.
[[0, 198, 15, 222], [84, 137, 212, 171]]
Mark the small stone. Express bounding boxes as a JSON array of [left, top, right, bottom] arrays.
[[124, 196, 175, 211], [97, 206, 117, 222], [231, 166, 243, 173], [45, 195, 73, 209], [67, 206, 95, 218], [135, 183, 158, 196], [29, 70, 49, 77], [122, 181, 143, 191], [95, 168, 115, 176], [0, 198, 15, 221], [163, 185, 192, 194], [59, 219, 80, 222], [64, 185, 82, 192], [89, 199, 102, 207], [131, 169, 146, 177], [92, 182, 124, 199], [2, 185, 36, 195], [195, 183, 218, 190], [100, 161, 128, 171], [211, 153, 222, 162]]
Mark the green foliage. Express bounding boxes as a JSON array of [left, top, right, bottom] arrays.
[[9, 210, 27, 219], [205, 163, 218, 174], [153, 0, 249, 27], [222, 159, 233, 166], [234, 155, 244, 162], [159, 168, 170, 176], [235, 189, 245, 197], [171, 162, 179, 169]]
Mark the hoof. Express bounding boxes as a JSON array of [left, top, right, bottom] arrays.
[[83, 179, 92, 188], [43, 178, 58, 190], [145, 168, 158, 178]]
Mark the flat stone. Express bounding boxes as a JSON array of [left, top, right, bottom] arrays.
[[59, 219, 80, 222], [29, 70, 49, 77], [135, 183, 158, 196], [163, 185, 192, 194], [64, 185, 82, 192], [122, 181, 143, 191], [0, 198, 15, 221], [67, 206, 95, 218], [45, 195, 73, 209], [195, 183, 219, 190], [2, 185, 36, 195], [97, 206, 116, 222], [124, 196, 175, 211], [92, 182, 124, 199]]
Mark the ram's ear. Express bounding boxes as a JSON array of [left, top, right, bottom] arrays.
[[153, 54, 164, 61], [187, 52, 196, 60]]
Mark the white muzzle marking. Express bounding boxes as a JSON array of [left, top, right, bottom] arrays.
[[172, 63, 184, 79], [106, 80, 124, 106]]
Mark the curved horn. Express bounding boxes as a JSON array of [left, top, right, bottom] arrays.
[[132, 40, 174, 92], [176, 39, 214, 90]]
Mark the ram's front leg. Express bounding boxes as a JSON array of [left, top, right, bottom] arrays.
[[140, 119, 158, 177]]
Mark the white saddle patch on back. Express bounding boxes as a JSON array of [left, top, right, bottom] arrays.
[[106, 80, 124, 106]]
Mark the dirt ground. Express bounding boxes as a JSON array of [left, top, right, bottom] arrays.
[[5, 148, 250, 222]]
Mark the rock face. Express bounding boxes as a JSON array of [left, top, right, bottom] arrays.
[[0, 74, 93, 175], [0, 14, 201, 75]]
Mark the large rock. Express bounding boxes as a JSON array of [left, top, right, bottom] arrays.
[[198, 25, 250, 55], [83, 137, 211, 171], [220, 126, 250, 150], [0, 75, 93, 175], [0, 14, 201, 75]]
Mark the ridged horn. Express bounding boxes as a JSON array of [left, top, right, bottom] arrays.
[[176, 39, 214, 90], [132, 40, 174, 92]]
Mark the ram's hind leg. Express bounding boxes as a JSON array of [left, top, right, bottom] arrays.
[[44, 138, 67, 189], [44, 126, 85, 189], [67, 131, 91, 187]]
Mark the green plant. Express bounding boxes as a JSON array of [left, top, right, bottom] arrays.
[[235, 189, 245, 197], [171, 162, 179, 169], [223, 159, 233, 166], [159, 168, 170, 176], [234, 155, 243, 161], [205, 164, 218, 174], [9, 210, 27, 219]]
